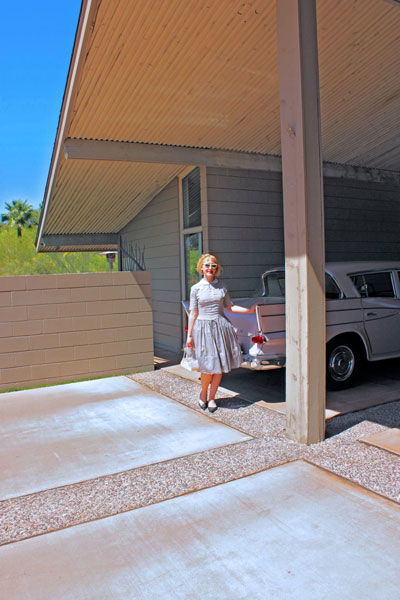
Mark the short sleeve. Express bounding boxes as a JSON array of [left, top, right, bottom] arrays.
[[223, 288, 233, 308], [189, 286, 199, 311]]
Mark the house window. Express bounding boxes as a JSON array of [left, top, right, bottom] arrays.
[[182, 168, 202, 299], [183, 167, 201, 228], [184, 232, 202, 299]]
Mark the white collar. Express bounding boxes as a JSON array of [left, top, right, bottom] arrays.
[[199, 277, 218, 285]]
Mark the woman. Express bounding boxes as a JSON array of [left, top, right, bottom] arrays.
[[186, 253, 256, 412]]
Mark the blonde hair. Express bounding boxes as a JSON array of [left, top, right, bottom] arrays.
[[197, 253, 221, 276]]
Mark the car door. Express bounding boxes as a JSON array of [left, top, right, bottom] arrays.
[[351, 270, 400, 356]]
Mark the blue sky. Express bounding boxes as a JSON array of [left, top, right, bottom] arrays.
[[0, 1, 82, 214]]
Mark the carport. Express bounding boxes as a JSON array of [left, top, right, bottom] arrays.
[[36, 0, 400, 444]]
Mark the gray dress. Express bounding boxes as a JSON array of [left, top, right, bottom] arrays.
[[189, 278, 242, 374]]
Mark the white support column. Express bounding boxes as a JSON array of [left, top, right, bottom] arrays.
[[276, 0, 326, 444]]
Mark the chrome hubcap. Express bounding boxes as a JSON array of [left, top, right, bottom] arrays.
[[328, 345, 355, 382]]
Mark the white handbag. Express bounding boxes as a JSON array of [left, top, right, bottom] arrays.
[[180, 347, 200, 372]]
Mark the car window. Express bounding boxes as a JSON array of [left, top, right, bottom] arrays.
[[262, 271, 285, 297], [350, 271, 395, 298], [325, 274, 342, 299], [259, 271, 342, 299]]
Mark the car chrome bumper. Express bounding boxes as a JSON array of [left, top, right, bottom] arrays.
[[241, 354, 286, 370]]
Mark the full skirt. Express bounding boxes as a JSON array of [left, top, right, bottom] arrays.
[[192, 316, 242, 374]]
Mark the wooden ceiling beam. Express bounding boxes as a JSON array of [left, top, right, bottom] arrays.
[[64, 138, 282, 172]]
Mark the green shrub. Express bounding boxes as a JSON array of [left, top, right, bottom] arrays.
[[0, 227, 108, 275]]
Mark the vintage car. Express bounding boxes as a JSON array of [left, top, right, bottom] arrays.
[[185, 261, 400, 390]]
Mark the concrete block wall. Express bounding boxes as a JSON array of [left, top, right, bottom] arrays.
[[0, 271, 153, 392]]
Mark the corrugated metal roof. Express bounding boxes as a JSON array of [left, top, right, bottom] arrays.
[[68, 0, 400, 161], [44, 157, 183, 234], [318, 0, 400, 168], [69, 0, 280, 153], [39, 0, 400, 249]]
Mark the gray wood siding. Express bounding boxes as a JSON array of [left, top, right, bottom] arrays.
[[207, 167, 285, 297], [324, 177, 400, 261], [117, 167, 400, 352], [207, 167, 400, 298], [120, 178, 182, 352]]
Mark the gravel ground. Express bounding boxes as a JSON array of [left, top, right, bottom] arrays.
[[1, 370, 399, 546]]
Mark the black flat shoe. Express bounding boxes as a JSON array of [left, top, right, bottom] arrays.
[[199, 396, 208, 410], [208, 399, 217, 413]]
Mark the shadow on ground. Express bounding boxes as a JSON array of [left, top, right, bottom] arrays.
[[221, 358, 400, 435], [325, 400, 400, 437], [156, 349, 400, 435]]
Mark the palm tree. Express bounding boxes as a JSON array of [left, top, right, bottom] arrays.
[[30, 202, 43, 227], [1, 200, 33, 237]]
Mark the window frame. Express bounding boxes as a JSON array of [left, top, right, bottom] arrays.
[[179, 166, 206, 343], [181, 168, 203, 300], [394, 271, 400, 298]]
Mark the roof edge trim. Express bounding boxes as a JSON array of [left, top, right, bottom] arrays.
[[39, 233, 119, 253]]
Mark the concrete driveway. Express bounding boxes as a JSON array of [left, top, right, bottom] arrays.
[[1, 369, 399, 598], [0, 376, 250, 500], [2, 460, 400, 599]]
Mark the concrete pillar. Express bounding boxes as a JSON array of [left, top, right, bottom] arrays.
[[276, 0, 326, 444]]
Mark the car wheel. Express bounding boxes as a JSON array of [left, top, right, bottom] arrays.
[[326, 338, 362, 390]]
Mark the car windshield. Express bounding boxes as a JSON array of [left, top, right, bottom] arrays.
[[253, 271, 342, 299], [253, 271, 285, 297]]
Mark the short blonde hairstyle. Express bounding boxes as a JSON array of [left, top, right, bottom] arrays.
[[197, 253, 221, 276]]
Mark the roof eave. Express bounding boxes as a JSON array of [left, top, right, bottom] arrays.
[[35, 0, 102, 252]]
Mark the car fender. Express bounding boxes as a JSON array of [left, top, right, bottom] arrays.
[[326, 324, 371, 361]]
